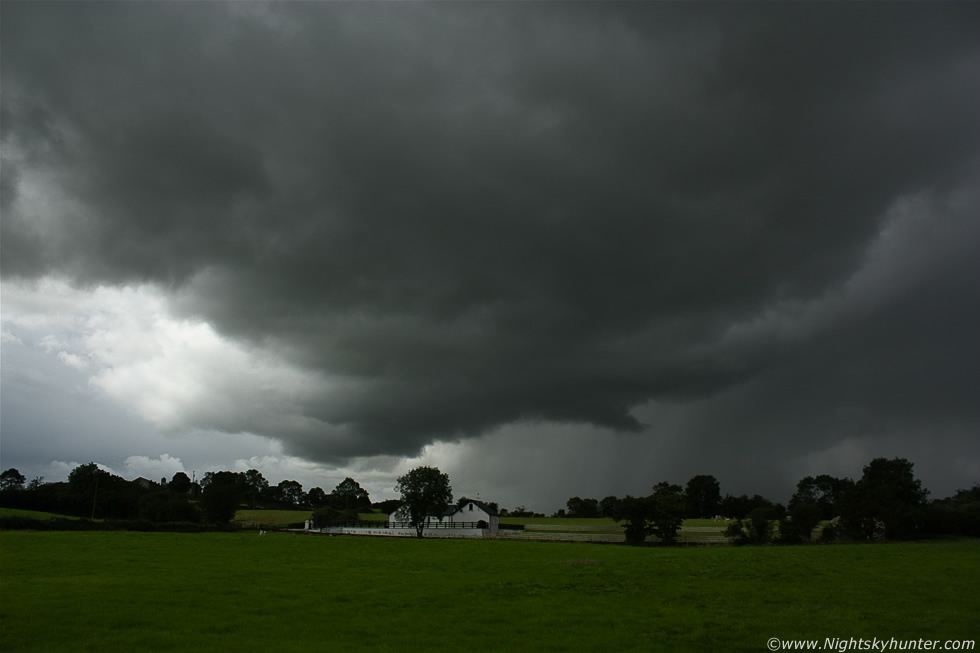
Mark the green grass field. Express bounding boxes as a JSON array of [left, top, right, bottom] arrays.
[[1, 532, 976, 652], [231, 509, 388, 527], [0, 507, 82, 520]]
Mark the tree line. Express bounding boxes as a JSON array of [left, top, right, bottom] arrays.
[[1, 456, 976, 542], [0, 464, 383, 526], [552, 458, 978, 545]]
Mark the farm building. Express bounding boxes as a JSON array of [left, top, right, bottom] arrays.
[[389, 499, 499, 534]]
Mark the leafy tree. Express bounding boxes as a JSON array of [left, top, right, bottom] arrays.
[[787, 501, 823, 543], [612, 495, 654, 545], [720, 493, 746, 518], [26, 476, 45, 491], [747, 505, 779, 543], [648, 483, 686, 544], [652, 481, 683, 496], [599, 495, 620, 518], [840, 457, 928, 540], [394, 466, 452, 538], [62, 463, 148, 519], [68, 463, 109, 493], [725, 519, 747, 544], [277, 480, 306, 507], [168, 472, 192, 494], [263, 484, 283, 504], [685, 475, 721, 518], [611, 484, 686, 546], [721, 493, 773, 519], [68, 463, 112, 518], [0, 468, 26, 491], [789, 474, 854, 520], [243, 469, 269, 509], [565, 496, 600, 518], [923, 485, 980, 537], [726, 505, 779, 545], [331, 477, 371, 511], [307, 487, 328, 507], [200, 471, 245, 523]]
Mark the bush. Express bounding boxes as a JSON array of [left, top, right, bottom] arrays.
[[776, 518, 804, 545], [725, 507, 779, 545], [819, 523, 839, 543], [725, 519, 748, 545], [312, 506, 358, 527], [138, 492, 201, 523]]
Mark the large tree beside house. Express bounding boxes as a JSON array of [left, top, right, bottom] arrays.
[[394, 466, 452, 538]]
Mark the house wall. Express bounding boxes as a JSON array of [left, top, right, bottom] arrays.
[[453, 505, 498, 533], [454, 503, 487, 524]]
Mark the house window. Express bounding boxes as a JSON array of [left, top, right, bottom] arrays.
[[469, 504, 473, 511]]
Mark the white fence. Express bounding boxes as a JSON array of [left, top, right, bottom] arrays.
[[317, 526, 488, 539]]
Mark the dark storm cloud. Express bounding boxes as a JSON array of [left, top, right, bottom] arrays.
[[3, 3, 979, 466]]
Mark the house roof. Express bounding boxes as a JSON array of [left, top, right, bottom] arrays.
[[388, 498, 498, 518], [453, 499, 498, 516]]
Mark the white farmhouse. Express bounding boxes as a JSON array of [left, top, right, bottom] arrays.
[[389, 499, 498, 534]]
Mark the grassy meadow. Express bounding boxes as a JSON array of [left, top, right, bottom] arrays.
[[0, 507, 82, 521], [231, 509, 388, 527], [1, 532, 977, 652]]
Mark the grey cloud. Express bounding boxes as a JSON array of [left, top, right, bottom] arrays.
[[2, 2, 979, 480]]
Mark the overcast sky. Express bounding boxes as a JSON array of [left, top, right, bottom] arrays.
[[2, 2, 978, 512]]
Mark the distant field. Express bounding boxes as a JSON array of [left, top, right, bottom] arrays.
[[232, 508, 313, 526], [500, 516, 724, 528], [1, 532, 976, 651], [232, 509, 387, 527], [357, 511, 388, 522], [0, 507, 81, 520], [497, 516, 729, 543]]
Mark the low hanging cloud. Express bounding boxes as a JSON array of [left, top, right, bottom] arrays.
[[2, 2, 979, 499]]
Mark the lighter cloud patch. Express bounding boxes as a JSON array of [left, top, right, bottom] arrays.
[[1, 276, 329, 442], [46, 460, 116, 481], [57, 351, 88, 369], [1, 330, 23, 345], [122, 454, 185, 483], [38, 335, 67, 352]]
